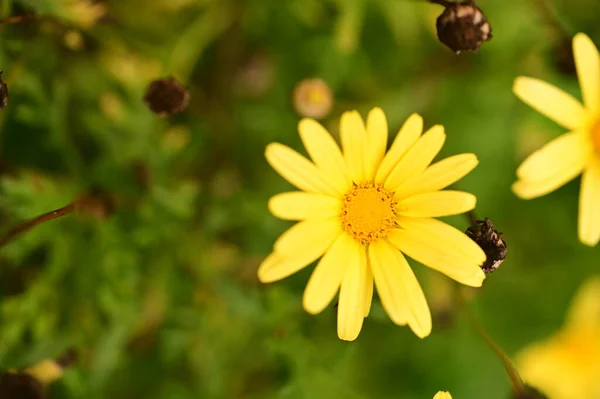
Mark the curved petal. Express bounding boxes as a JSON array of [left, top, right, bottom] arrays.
[[433, 392, 452, 399], [258, 249, 324, 283], [375, 113, 423, 183], [516, 131, 592, 182], [512, 163, 585, 200], [574, 33, 600, 114], [578, 157, 600, 246], [368, 240, 408, 326], [369, 240, 432, 337], [266, 143, 340, 196], [337, 240, 367, 341], [303, 233, 357, 315], [566, 276, 600, 329], [340, 111, 367, 183], [363, 262, 374, 317], [364, 107, 388, 181], [385, 125, 446, 192], [274, 217, 341, 255], [396, 191, 476, 218], [513, 77, 587, 130], [298, 118, 351, 193], [388, 218, 486, 287], [269, 192, 341, 220], [394, 153, 479, 199]]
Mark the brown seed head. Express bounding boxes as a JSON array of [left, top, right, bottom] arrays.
[[436, 2, 492, 53], [0, 372, 45, 399], [143, 77, 190, 117], [465, 217, 507, 274], [0, 72, 8, 110]]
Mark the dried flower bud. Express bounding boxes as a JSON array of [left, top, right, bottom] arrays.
[[293, 78, 333, 119], [0, 72, 8, 110], [436, 2, 492, 53], [465, 217, 507, 273], [55, 348, 78, 369], [143, 77, 190, 117], [510, 385, 548, 399], [554, 36, 576, 76], [0, 372, 45, 399]]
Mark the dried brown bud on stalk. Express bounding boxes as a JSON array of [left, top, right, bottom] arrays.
[[293, 78, 333, 119], [435, 1, 492, 53], [143, 77, 190, 117], [510, 385, 548, 399], [0, 372, 45, 399], [0, 72, 8, 110], [465, 217, 507, 273]]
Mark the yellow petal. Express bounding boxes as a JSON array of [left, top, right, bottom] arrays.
[[375, 113, 423, 183], [513, 77, 587, 130], [340, 110, 367, 183], [364, 107, 388, 181], [578, 157, 600, 246], [573, 33, 600, 114], [274, 218, 341, 255], [566, 276, 600, 329], [433, 392, 452, 399], [512, 162, 585, 200], [394, 153, 479, 199], [337, 240, 366, 341], [516, 131, 591, 182], [265, 143, 340, 196], [258, 251, 321, 283], [298, 118, 351, 193], [303, 233, 356, 315], [363, 263, 374, 317], [269, 192, 341, 220], [388, 218, 486, 287], [385, 125, 446, 192], [369, 241, 432, 337], [25, 359, 64, 385], [368, 240, 408, 326], [396, 191, 476, 218]]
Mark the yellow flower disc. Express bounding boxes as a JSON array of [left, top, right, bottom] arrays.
[[340, 182, 396, 244]]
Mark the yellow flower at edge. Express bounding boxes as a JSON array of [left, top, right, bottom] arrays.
[[433, 391, 452, 399], [516, 276, 600, 399], [259, 108, 486, 341], [512, 33, 600, 246]]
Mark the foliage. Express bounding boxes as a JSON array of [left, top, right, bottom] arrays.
[[0, 0, 598, 398]]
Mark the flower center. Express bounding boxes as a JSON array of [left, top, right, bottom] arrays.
[[340, 182, 396, 244], [592, 119, 600, 154]]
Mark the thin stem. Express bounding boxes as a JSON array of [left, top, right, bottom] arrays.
[[458, 289, 526, 394], [0, 14, 38, 24], [0, 203, 77, 249], [531, 0, 569, 35]]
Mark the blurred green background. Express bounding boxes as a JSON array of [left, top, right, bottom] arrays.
[[0, 0, 598, 398]]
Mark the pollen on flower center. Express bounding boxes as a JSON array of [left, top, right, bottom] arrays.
[[340, 182, 396, 244], [592, 119, 600, 154]]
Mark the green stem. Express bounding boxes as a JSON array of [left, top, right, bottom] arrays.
[[459, 289, 526, 394]]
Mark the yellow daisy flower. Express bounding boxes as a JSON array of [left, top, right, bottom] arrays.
[[512, 33, 600, 246], [516, 277, 600, 399], [259, 108, 486, 341], [433, 392, 452, 399]]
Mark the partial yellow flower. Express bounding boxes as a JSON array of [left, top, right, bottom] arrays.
[[260, 108, 486, 341], [512, 33, 600, 246], [516, 277, 600, 399], [433, 391, 452, 399], [59, 0, 106, 29]]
